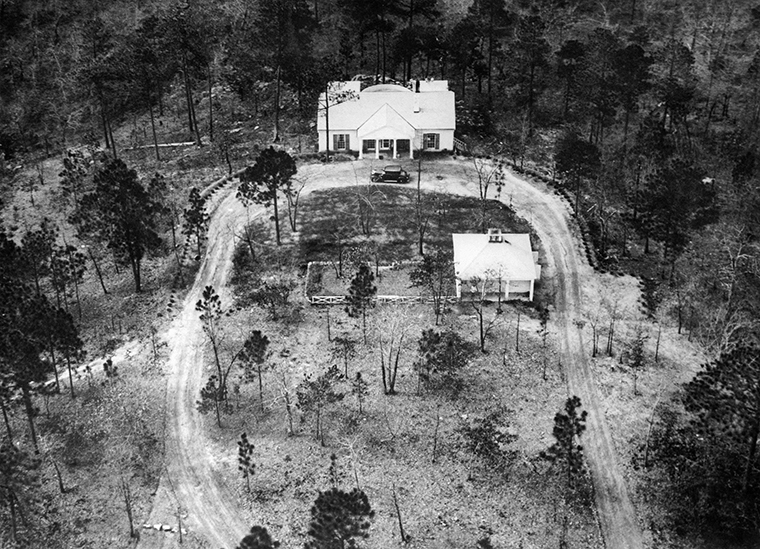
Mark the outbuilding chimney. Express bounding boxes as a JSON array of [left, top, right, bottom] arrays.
[[487, 228, 504, 243]]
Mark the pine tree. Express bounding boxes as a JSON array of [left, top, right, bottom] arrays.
[[345, 264, 376, 345], [414, 329, 475, 394], [331, 335, 357, 378], [195, 285, 239, 419], [304, 487, 375, 549], [237, 147, 297, 246], [683, 345, 760, 496], [409, 248, 455, 325], [542, 396, 588, 493], [296, 365, 345, 445], [0, 443, 41, 544], [350, 372, 369, 414], [236, 526, 280, 549], [240, 330, 270, 411], [182, 187, 210, 259], [238, 432, 256, 492], [71, 158, 164, 293]]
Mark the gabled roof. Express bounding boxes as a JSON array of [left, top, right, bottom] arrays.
[[452, 233, 537, 281], [358, 104, 416, 140], [317, 81, 455, 131]]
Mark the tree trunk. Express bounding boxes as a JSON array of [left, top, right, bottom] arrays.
[[516, 310, 521, 353], [392, 483, 409, 543], [149, 101, 160, 161], [654, 323, 661, 362], [120, 476, 136, 538], [487, 10, 494, 97], [361, 307, 367, 345], [51, 457, 66, 493], [88, 248, 108, 295], [273, 65, 281, 143], [379, 339, 388, 394], [743, 417, 760, 496], [107, 116, 117, 159], [257, 363, 264, 412], [324, 82, 331, 160], [182, 55, 194, 133], [130, 255, 142, 293], [101, 107, 110, 150], [65, 352, 76, 398], [208, 64, 214, 143], [7, 491, 17, 545], [1, 399, 13, 443], [20, 384, 39, 453]]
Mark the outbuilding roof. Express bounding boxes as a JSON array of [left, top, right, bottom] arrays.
[[317, 81, 455, 132], [452, 233, 537, 282]]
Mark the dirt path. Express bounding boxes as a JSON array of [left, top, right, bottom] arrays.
[[484, 169, 644, 549], [139, 159, 643, 549], [137, 189, 255, 548]]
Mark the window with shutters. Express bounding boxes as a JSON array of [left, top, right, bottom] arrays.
[[333, 134, 350, 150], [423, 133, 440, 150]]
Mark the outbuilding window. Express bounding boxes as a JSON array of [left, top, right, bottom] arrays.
[[423, 133, 440, 150]]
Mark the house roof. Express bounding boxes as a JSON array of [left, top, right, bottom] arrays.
[[452, 233, 537, 282], [317, 81, 455, 132]]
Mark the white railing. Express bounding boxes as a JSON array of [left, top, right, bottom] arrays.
[[453, 137, 469, 153]]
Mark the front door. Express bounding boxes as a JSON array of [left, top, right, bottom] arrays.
[[396, 139, 410, 155], [379, 139, 393, 159]]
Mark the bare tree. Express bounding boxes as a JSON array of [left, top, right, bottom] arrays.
[[467, 155, 505, 232], [463, 272, 503, 353], [376, 305, 413, 395]]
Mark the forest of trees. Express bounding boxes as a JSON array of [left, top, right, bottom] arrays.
[[1, 0, 759, 356], [3, 0, 760, 546]]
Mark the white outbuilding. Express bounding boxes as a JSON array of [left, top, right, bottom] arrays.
[[452, 229, 541, 301]]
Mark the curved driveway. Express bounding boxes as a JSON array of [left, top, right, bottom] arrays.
[[140, 159, 643, 549]]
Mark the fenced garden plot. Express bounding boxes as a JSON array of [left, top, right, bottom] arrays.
[[305, 261, 458, 305]]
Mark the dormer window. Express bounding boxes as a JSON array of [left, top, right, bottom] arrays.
[[487, 228, 503, 243]]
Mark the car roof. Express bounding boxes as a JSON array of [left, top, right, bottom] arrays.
[[384, 165, 402, 171]]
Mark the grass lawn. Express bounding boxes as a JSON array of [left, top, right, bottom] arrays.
[[296, 185, 537, 266]]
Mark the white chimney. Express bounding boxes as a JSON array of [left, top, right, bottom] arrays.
[[487, 228, 503, 243]]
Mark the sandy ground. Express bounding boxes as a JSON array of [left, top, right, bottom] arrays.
[[137, 157, 644, 549]]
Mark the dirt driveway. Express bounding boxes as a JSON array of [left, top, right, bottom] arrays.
[[138, 157, 644, 549]]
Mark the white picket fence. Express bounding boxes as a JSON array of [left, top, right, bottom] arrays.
[[307, 294, 459, 306]]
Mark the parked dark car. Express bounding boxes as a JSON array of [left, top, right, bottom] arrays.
[[370, 165, 410, 184]]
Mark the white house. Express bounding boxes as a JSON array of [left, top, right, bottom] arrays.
[[452, 229, 541, 301], [317, 80, 456, 159]]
